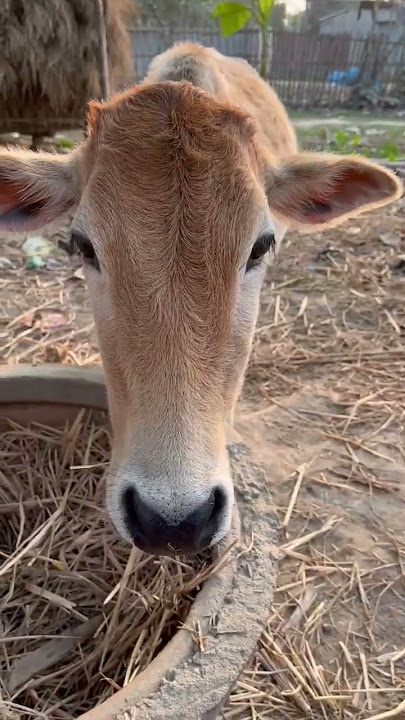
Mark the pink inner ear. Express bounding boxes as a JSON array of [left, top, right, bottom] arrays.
[[0, 184, 21, 214], [299, 198, 334, 224]]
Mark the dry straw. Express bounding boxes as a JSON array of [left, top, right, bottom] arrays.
[[223, 199, 405, 718], [0, 414, 214, 718], [1, 0, 133, 137]]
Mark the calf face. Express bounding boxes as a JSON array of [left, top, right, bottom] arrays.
[[0, 81, 401, 555]]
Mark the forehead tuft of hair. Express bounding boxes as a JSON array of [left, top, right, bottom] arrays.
[[87, 80, 257, 147]]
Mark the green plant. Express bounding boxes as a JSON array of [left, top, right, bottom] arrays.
[[332, 131, 400, 161], [211, 0, 275, 78], [211, 1, 251, 35], [379, 141, 400, 162], [334, 128, 350, 152], [55, 137, 74, 149], [333, 130, 362, 155]]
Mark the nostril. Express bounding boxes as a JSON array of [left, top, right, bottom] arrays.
[[123, 486, 135, 515], [122, 486, 140, 538], [122, 486, 155, 541], [212, 486, 226, 518], [205, 486, 226, 526], [186, 486, 226, 531], [198, 486, 227, 550]]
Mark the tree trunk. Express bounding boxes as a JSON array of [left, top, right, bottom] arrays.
[[259, 25, 269, 80]]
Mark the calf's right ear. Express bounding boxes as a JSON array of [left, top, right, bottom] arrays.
[[0, 149, 81, 231]]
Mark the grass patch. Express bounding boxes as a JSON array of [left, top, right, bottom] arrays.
[[55, 137, 74, 149], [296, 123, 404, 160]]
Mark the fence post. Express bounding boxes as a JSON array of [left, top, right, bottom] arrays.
[[96, 0, 110, 99]]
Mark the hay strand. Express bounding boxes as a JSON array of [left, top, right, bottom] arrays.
[[0, 417, 213, 718]]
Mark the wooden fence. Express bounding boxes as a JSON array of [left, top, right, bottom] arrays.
[[127, 28, 405, 109]]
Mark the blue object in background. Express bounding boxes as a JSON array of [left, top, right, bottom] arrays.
[[326, 66, 360, 86]]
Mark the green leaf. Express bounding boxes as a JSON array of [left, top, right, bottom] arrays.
[[334, 129, 349, 150], [211, 2, 251, 37], [380, 141, 399, 162], [258, 0, 275, 19]]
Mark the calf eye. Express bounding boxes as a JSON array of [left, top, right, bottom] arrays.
[[246, 232, 275, 271], [69, 231, 100, 271]]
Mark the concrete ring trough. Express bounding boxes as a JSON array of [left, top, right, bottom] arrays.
[[0, 364, 280, 720]]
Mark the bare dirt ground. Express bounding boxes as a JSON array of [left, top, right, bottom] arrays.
[[1, 195, 405, 718]]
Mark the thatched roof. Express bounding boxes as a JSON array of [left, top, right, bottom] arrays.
[[1, 0, 133, 136]]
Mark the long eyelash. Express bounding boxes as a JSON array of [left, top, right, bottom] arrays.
[[58, 237, 76, 256], [59, 234, 85, 257], [60, 233, 100, 271], [246, 233, 275, 272], [256, 234, 275, 256]]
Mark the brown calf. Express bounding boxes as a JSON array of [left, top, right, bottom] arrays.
[[0, 44, 401, 556]]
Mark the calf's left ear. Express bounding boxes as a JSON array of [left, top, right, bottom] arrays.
[[0, 149, 81, 231], [266, 153, 402, 230]]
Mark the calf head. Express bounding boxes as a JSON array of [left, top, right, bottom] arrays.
[[0, 82, 401, 555]]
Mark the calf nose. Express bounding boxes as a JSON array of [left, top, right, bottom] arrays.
[[122, 486, 226, 556]]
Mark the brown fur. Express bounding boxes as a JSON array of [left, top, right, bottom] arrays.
[[144, 43, 297, 158], [82, 81, 263, 447]]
